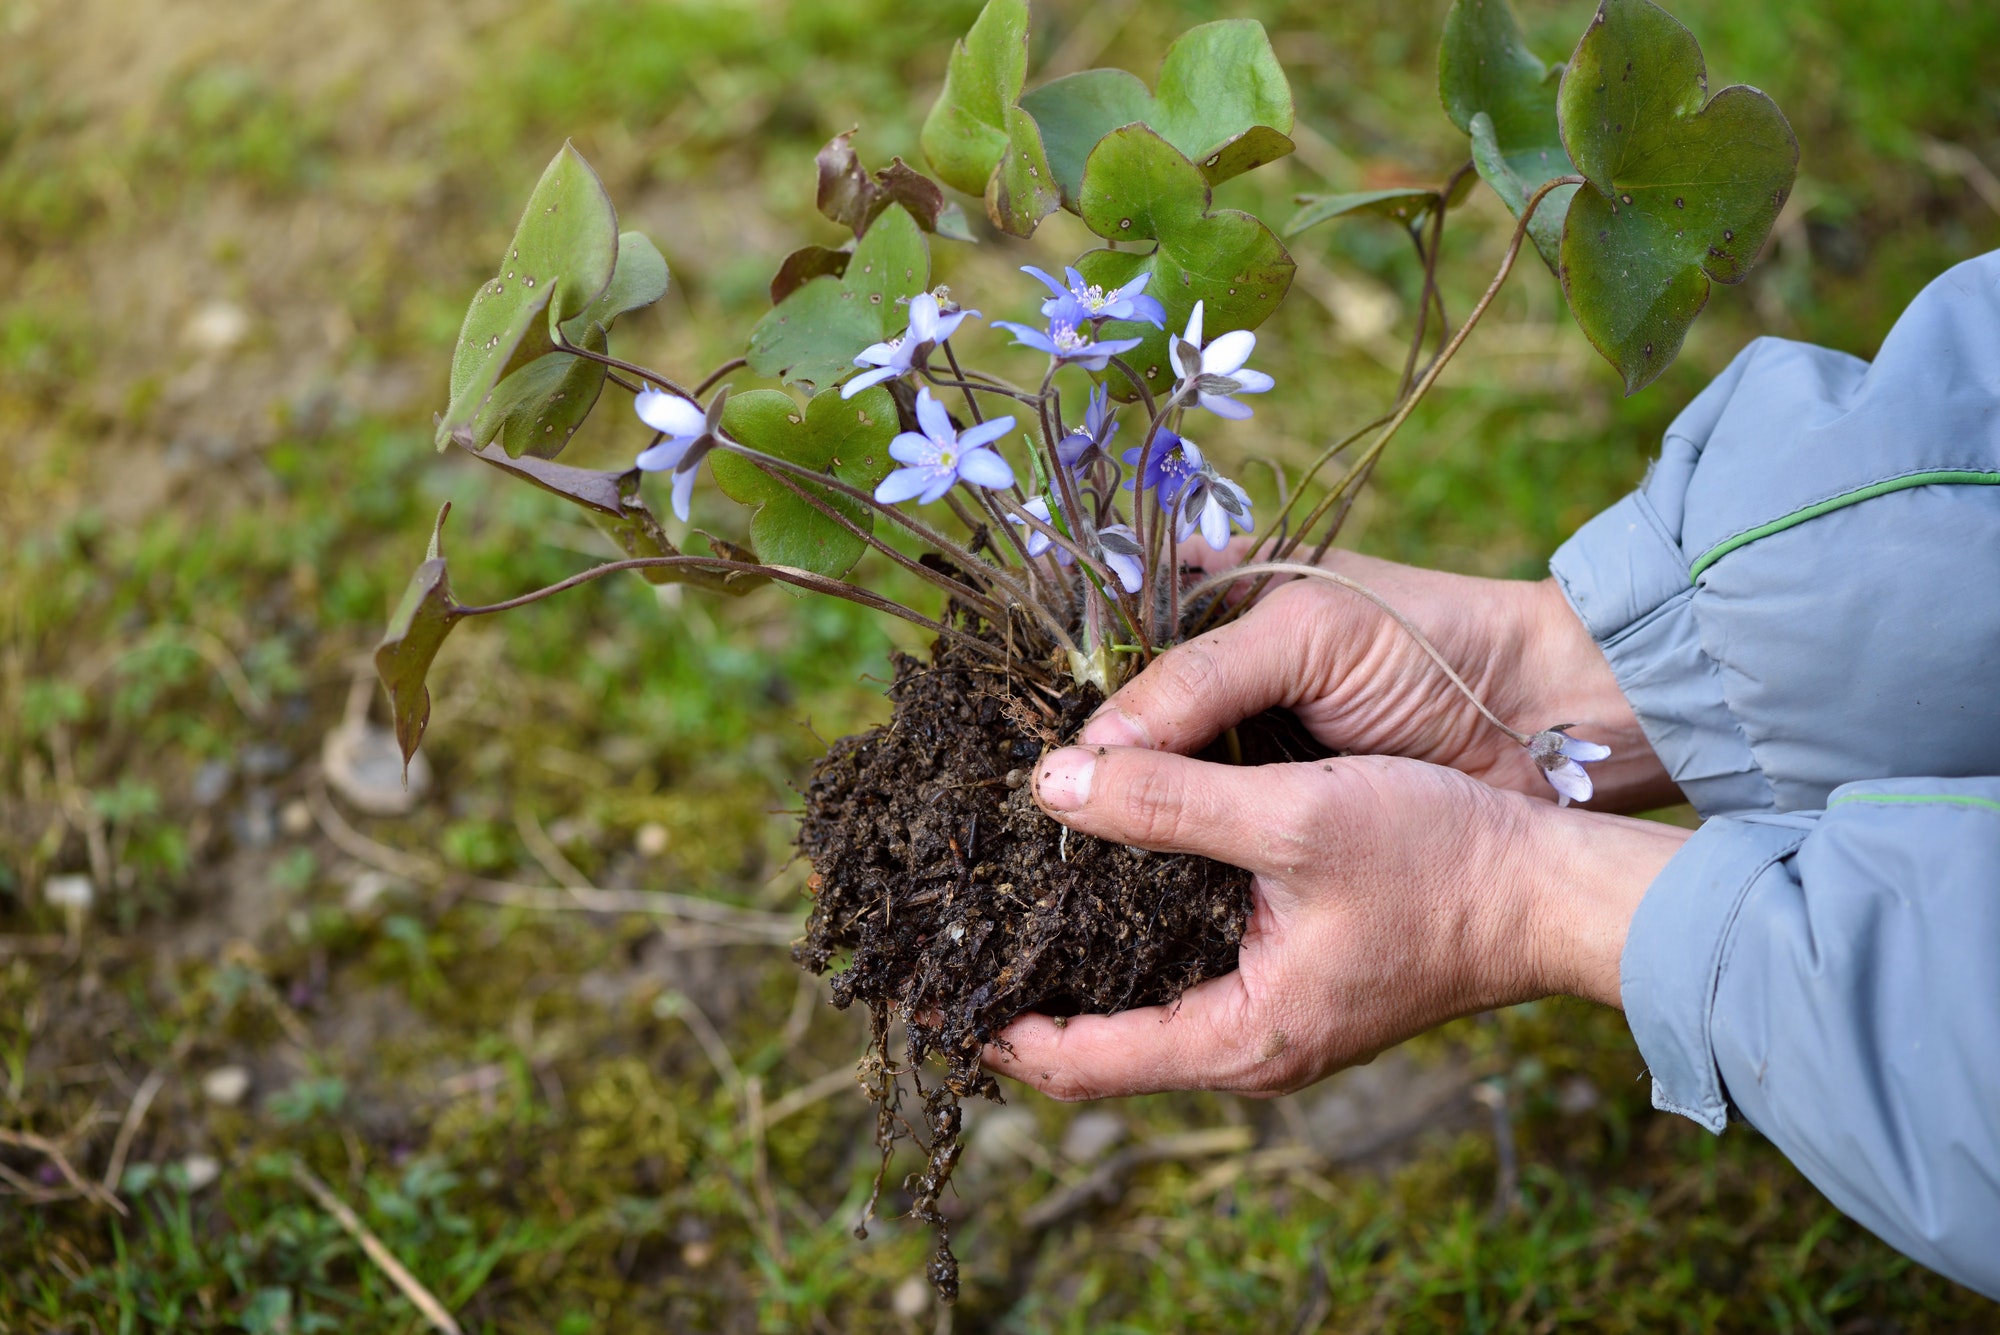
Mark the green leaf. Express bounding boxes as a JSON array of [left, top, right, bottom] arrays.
[[710, 386, 897, 581], [1438, 0, 1578, 270], [469, 322, 607, 460], [461, 443, 763, 595], [1072, 126, 1294, 399], [1557, 0, 1797, 394], [1284, 187, 1441, 237], [435, 143, 619, 448], [575, 230, 669, 331], [1022, 21, 1295, 208], [747, 204, 929, 390], [373, 504, 464, 774], [918, 0, 1060, 237]]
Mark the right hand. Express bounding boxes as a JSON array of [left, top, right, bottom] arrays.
[[1094, 544, 1678, 811]]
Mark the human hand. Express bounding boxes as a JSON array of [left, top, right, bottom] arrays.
[[1104, 543, 1680, 811], [983, 743, 1689, 1099]]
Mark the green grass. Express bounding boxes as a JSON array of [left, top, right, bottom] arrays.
[[3, 0, 1998, 1329]]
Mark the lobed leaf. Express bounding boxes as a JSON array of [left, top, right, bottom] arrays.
[[1557, 0, 1797, 393], [1023, 21, 1295, 209], [747, 204, 929, 390], [918, 0, 1059, 237], [815, 130, 955, 239], [711, 386, 898, 582], [435, 143, 619, 448], [1072, 126, 1294, 399], [373, 504, 464, 774], [1284, 187, 1442, 237], [1438, 0, 1578, 270]]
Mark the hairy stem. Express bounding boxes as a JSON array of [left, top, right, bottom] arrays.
[[696, 357, 749, 397]]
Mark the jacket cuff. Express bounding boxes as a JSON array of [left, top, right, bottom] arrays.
[[1621, 814, 1815, 1132], [1550, 492, 1774, 817]]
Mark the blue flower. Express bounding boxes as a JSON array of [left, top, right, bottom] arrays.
[[1168, 299, 1275, 420], [1122, 429, 1205, 505], [842, 290, 978, 400], [873, 387, 1016, 505], [1021, 266, 1166, 329], [1175, 467, 1254, 551], [1096, 524, 1145, 593], [994, 301, 1143, 371], [1057, 384, 1121, 470], [1527, 728, 1613, 807], [1007, 495, 1067, 560], [635, 386, 730, 521]]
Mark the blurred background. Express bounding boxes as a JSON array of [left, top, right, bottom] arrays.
[[3, 0, 1997, 1329]]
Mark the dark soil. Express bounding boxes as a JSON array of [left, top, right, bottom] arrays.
[[794, 604, 1324, 1301]]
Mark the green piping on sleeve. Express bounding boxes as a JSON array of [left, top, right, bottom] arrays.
[[1829, 792, 2000, 815], [1688, 470, 2000, 581]]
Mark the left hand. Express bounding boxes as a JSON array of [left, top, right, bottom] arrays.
[[983, 742, 1688, 1100]]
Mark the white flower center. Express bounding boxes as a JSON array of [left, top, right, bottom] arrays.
[[1078, 284, 1110, 312], [1051, 321, 1088, 354]]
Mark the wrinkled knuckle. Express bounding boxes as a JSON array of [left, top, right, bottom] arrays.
[[1161, 639, 1226, 704], [1115, 761, 1189, 848]]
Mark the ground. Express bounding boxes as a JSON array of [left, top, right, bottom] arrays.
[[3, 0, 1999, 1330]]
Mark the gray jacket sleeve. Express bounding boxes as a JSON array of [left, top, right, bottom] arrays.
[[1547, 251, 2000, 1298]]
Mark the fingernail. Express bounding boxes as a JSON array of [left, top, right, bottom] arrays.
[[1079, 704, 1146, 748], [1036, 747, 1096, 812]]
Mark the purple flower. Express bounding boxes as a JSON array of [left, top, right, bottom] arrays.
[[994, 300, 1143, 371], [1008, 495, 1068, 560], [1021, 266, 1167, 329], [1527, 728, 1613, 807], [1175, 467, 1254, 551], [873, 387, 1016, 505], [842, 290, 978, 400], [635, 386, 730, 521], [1122, 429, 1205, 505], [1096, 524, 1145, 593], [1057, 384, 1121, 470], [1168, 299, 1274, 420]]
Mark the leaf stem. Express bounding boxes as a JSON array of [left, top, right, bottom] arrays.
[[696, 357, 749, 396]]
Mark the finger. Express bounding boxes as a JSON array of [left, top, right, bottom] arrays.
[[1033, 744, 1315, 875], [982, 972, 1276, 1100], [1078, 587, 1323, 753]]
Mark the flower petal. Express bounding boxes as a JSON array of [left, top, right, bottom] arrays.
[[1091, 335, 1143, 358], [635, 388, 707, 437], [914, 387, 954, 443], [1197, 391, 1253, 420], [671, 465, 698, 522], [1117, 271, 1152, 298], [957, 415, 1018, 451], [1543, 758, 1594, 806], [874, 466, 935, 505], [1201, 329, 1256, 377], [955, 447, 1016, 491], [931, 310, 970, 343], [1199, 497, 1232, 550], [888, 431, 938, 465], [1231, 368, 1275, 395], [1182, 299, 1205, 349], [841, 364, 901, 399], [1022, 266, 1067, 299], [1104, 549, 1144, 593], [1559, 737, 1614, 763], [1126, 293, 1167, 329], [993, 320, 1057, 356], [635, 436, 693, 472], [908, 291, 940, 341], [918, 470, 960, 505]]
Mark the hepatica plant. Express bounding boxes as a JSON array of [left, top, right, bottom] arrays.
[[375, 0, 1794, 1299]]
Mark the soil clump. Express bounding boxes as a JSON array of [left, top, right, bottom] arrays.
[[794, 604, 1321, 1300]]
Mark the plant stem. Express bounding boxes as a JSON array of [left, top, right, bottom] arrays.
[[552, 335, 695, 398], [1180, 561, 1531, 747], [696, 357, 749, 396]]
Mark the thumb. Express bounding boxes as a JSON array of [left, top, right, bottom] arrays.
[[1080, 588, 1322, 755]]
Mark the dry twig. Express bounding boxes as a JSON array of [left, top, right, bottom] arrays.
[[286, 1156, 463, 1335]]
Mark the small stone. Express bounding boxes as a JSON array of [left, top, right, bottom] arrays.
[[635, 822, 670, 858], [321, 719, 429, 816], [42, 874, 94, 911], [178, 1154, 221, 1192], [280, 800, 312, 837], [892, 1275, 931, 1319], [201, 1066, 252, 1107], [968, 1106, 1039, 1164], [182, 301, 250, 354], [1004, 768, 1027, 790], [1059, 1110, 1126, 1163], [343, 870, 396, 916], [191, 761, 233, 807], [680, 1239, 715, 1268]]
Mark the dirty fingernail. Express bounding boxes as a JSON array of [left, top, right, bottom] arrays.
[[1036, 747, 1096, 812], [1079, 705, 1145, 748]]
